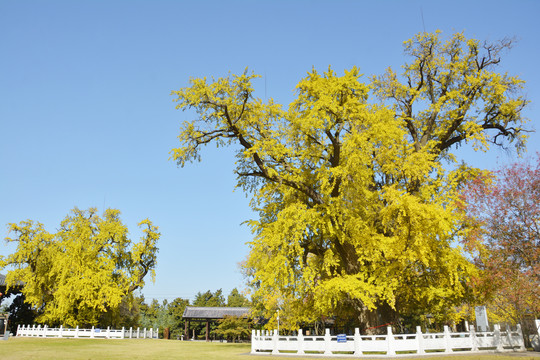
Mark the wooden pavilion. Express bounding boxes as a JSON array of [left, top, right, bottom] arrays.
[[182, 306, 250, 341]]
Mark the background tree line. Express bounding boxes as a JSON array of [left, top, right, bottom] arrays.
[[0, 286, 250, 339], [137, 288, 250, 340]]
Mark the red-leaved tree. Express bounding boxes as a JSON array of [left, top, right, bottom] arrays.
[[460, 154, 540, 327]]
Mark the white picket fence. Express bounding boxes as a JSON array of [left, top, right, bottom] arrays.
[[17, 324, 159, 339], [251, 324, 526, 357]]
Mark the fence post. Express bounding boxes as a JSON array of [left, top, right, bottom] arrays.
[[494, 324, 503, 351], [505, 326, 513, 349], [75, 325, 79, 339], [144, 327, 147, 339], [251, 330, 256, 354], [444, 325, 453, 353], [137, 327, 140, 339], [387, 326, 396, 356], [59, 325, 63, 338], [354, 327, 362, 356], [416, 326, 425, 354], [470, 324, 478, 351], [150, 328, 153, 339], [121, 326, 125, 339], [516, 324, 526, 351], [91, 326, 95, 339], [297, 329, 305, 355], [272, 329, 279, 354], [324, 328, 332, 355], [534, 320, 540, 351], [106, 326, 110, 339]]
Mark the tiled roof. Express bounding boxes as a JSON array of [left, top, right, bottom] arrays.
[[183, 306, 250, 319], [0, 274, 24, 288]]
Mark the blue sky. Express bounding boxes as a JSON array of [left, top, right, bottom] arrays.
[[1, 0, 539, 303]]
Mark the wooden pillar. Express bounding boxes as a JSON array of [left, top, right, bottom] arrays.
[[185, 320, 189, 340], [206, 320, 209, 342]]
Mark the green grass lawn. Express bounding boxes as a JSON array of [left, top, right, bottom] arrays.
[[0, 337, 539, 360]]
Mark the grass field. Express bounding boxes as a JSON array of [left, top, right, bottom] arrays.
[[1, 337, 539, 360]]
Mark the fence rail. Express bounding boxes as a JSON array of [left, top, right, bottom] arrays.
[[17, 324, 159, 339], [251, 324, 526, 357]]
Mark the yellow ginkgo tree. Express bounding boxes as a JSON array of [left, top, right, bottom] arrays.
[[170, 32, 528, 332], [0, 208, 159, 327]]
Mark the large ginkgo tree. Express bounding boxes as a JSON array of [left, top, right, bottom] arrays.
[[170, 32, 528, 331]]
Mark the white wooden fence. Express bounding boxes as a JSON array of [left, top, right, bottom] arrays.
[[251, 324, 526, 357], [17, 324, 159, 339]]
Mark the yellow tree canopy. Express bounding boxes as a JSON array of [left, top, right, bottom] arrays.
[[0, 208, 160, 327], [170, 32, 528, 331]]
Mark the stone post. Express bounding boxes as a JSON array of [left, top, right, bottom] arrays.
[[505, 326, 513, 349], [324, 328, 332, 355], [387, 326, 396, 356], [444, 325, 453, 353], [470, 324, 478, 352], [251, 330, 256, 354], [416, 326, 425, 354], [494, 324, 503, 351], [516, 324, 526, 351], [354, 328, 362, 356], [297, 329, 305, 355], [272, 329, 279, 354]]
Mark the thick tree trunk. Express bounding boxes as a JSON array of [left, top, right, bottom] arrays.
[[357, 303, 399, 334]]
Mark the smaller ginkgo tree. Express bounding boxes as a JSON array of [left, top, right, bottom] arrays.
[[0, 207, 160, 327]]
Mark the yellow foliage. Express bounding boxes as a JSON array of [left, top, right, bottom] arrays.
[[171, 32, 528, 330], [0, 208, 160, 327]]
